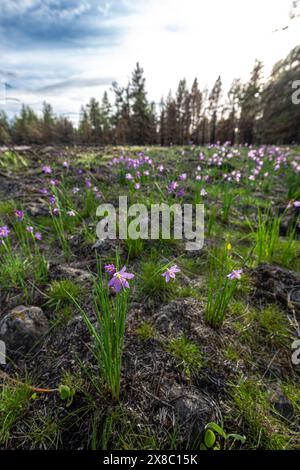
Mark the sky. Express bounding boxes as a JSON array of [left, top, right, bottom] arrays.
[[0, 0, 300, 124]]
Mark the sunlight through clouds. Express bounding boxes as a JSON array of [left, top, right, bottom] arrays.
[[0, 0, 299, 123]]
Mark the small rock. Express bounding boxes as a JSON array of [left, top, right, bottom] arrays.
[[27, 202, 49, 217], [92, 239, 115, 252], [55, 265, 93, 284], [0, 305, 48, 355], [168, 384, 217, 443], [251, 264, 300, 315], [270, 389, 294, 420]]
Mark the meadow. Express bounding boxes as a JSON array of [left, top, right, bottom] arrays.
[[0, 143, 300, 450]]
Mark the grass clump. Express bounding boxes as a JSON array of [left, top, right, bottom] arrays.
[[139, 261, 174, 301], [167, 336, 202, 377], [0, 253, 29, 290], [231, 378, 294, 450], [257, 305, 291, 347], [0, 383, 31, 445], [0, 151, 28, 171], [68, 258, 132, 401], [249, 208, 281, 264], [135, 321, 155, 341], [125, 237, 145, 259], [205, 242, 241, 328], [26, 416, 62, 449], [46, 279, 81, 321]]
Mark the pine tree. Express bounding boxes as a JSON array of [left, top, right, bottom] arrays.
[[78, 105, 92, 143], [112, 81, 131, 145], [159, 98, 166, 146], [165, 91, 177, 145], [208, 76, 222, 143], [87, 98, 102, 143], [55, 116, 74, 144], [130, 62, 151, 144], [101, 91, 112, 144], [239, 60, 263, 144], [259, 46, 300, 144], [190, 78, 202, 144], [217, 79, 241, 144], [41, 102, 56, 143], [13, 105, 42, 144], [176, 79, 188, 145], [0, 111, 11, 144]]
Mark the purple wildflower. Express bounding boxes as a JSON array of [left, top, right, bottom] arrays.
[[168, 181, 178, 193], [53, 208, 59, 216], [85, 179, 92, 189], [200, 188, 207, 197], [35, 232, 42, 241], [42, 165, 52, 174], [227, 269, 243, 280], [67, 210, 76, 217], [15, 210, 24, 221], [26, 226, 34, 233], [105, 264, 116, 276], [0, 225, 10, 238], [49, 195, 56, 205], [108, 266, 134, 293], [40, 188, 49, 195], [162, 265, 181, 283], [177, 188, 185, 197]]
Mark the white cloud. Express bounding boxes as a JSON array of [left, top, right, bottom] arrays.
[[1, 0, 300, 123]]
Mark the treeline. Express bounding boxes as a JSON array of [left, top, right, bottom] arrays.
[[1, 45, 300, 146]]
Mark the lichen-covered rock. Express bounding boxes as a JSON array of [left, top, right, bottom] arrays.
[[0, 305, 48, 355], [54, 264, 93, 284]]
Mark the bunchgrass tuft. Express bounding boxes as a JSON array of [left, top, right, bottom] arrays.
[[205, 242, 240, 328], [67, 257, 131, 401], [0, 382, 31, 445], [231, 378, 294, 450], [139, 260, 175, 301], [46, 279, 81, 316], [167, 335, 202, 377], [135, 321, 155, 341]]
